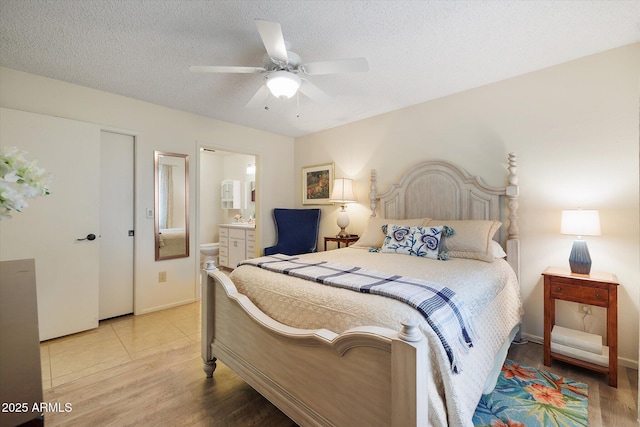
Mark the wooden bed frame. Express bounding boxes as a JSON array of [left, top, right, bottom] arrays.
[[201, 154, 520, 426]]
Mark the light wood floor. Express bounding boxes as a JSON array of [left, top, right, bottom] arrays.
[[40, 302, 638, 426]]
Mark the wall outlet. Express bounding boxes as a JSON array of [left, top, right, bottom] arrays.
[[579, 304, 592, 315], [158, 271, 167, 282]]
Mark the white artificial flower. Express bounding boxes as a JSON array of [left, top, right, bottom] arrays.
[[0, 146, 51, 219], [4, 170, 19, 183]]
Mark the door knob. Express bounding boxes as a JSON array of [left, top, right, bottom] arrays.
[[77, 233, 97, 241]]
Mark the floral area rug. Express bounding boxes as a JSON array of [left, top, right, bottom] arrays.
[[473, 359, 588, 427]]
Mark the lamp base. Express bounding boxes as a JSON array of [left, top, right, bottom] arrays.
[[335, 209, 350, 239], [569, 239, 592, 275], [336, 228, 350, 238]]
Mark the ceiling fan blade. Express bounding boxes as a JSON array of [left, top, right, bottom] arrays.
[[245, 85, 270, 109], [299, 80, 331, 103], [302, 57, 369, 75], [189, 65, 265, 74], [254, 19, 288, 63]]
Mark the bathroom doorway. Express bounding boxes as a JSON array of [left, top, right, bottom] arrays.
[[198, 147, 257, 276]]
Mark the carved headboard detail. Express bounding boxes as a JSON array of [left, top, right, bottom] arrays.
[[369, 153, 520, 278]]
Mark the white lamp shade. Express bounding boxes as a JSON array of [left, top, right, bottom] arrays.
[[561, 209, 601, 236], [266, 71, 301, 99], [330, 178, 356, 203]]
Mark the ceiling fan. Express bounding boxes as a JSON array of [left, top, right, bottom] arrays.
[[189, 19, 369, 108]]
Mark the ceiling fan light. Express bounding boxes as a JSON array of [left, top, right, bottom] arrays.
[[266, 71, 301, 99]]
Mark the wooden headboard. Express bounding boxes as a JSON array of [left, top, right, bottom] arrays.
[[369, 153, 520, 278]]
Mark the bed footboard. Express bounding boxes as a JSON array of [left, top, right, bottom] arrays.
[[201, 269, 429, 427]]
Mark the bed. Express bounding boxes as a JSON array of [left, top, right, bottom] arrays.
[[201, 154, 522, 427]]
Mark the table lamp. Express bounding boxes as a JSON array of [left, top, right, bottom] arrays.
[[560, 209, 601, 274], [329, 178, 356, 238]]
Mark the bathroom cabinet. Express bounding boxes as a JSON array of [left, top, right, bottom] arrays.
[[221, 180, 241, 209], [219, 225, 255, 269]]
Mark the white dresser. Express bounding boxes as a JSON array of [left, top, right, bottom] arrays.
[[0, 259, 44, 426], [219, 224, 255, 269]]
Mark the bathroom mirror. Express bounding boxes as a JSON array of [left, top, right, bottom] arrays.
[[154, 151, 189, 261]]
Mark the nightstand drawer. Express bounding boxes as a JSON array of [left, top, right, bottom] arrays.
[[549, 279, 609, 306]]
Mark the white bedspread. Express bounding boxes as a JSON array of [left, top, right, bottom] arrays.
[[230, 247, 523, 427]]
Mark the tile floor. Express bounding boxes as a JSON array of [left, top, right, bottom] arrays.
[[40, 302, 201, 390]]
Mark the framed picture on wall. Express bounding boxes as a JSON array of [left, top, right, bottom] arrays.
[[302, 162, 334, 205]]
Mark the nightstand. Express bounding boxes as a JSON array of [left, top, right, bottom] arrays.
[[542, 266, 619, 387], [324, 235, 359, 251]]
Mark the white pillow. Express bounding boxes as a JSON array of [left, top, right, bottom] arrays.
[[425, 219, 502, 262], [491, 240, 507, 259]]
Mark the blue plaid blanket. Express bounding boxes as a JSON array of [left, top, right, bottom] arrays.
[[238, 254, 475, 373]]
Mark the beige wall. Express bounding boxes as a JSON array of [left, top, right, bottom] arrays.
[[294, 44, 640, 367], [0, 67, 294, 315], [199, 151, 225, 245]]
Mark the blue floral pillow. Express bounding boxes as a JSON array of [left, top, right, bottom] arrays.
[[380, 224, 448, 259]]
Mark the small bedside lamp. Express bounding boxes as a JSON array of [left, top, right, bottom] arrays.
[[329, 178, 356, 238], [561, 209, 601, 274]]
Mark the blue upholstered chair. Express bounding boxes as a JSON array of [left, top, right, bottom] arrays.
[[263, 208, 321, 256]]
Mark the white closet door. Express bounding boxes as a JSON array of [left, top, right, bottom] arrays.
[[0, 108, 100, 341], [99, 131, 134, 320]]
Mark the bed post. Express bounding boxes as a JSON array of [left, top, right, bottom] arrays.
[[506, 153, 524, 344], [201, 269, 218, 377], [369, 169, 378, 217], [392, 320, 428, 426], [505, 152, 520, 281]]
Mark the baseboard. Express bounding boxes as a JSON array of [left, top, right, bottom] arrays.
[[135, 298, 197, 315], [521, 333, 639, 370]]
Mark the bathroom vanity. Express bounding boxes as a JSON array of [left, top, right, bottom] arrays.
[[218, 224, 255, 269]]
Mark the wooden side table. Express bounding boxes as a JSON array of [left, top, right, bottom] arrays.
[[542, 266, 618, 387], [324, 235, 359, 251]]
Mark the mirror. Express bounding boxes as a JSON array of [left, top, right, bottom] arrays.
[[154, 151, 189, 260]]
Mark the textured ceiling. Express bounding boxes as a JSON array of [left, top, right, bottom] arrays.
[[1, 1, 638, 137]]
